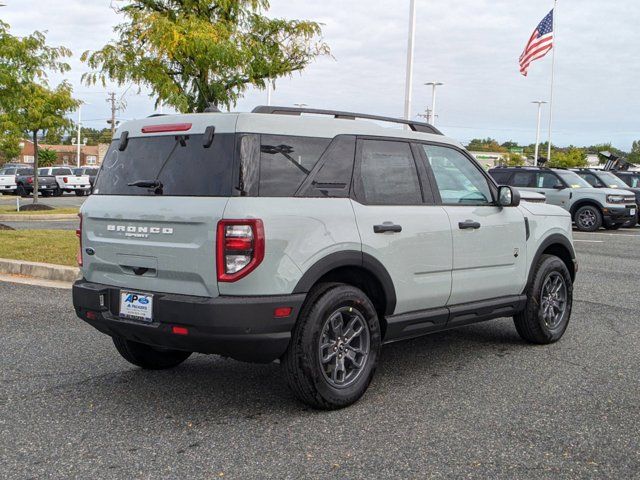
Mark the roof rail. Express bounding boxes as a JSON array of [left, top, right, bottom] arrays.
[[251, 105, 443, 135]]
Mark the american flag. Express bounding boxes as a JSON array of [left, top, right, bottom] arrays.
[[519, 9, 554, 76]]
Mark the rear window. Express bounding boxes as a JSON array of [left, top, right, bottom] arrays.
[[93, 133, 236, 196], [52, 168, 72, 175], [258, 135, 331, 196], [18, 169, 33, 175]]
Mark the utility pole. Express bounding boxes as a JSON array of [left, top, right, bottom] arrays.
[[107, 92, 117, 139], [76, 106, 82, 168]]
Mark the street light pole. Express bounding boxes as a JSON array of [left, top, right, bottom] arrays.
[[532, 101, 547, 166], [266, 80, 272, 106], [425, 82, 444, 126], [76, 105, 82, 168], [403, 0, 417, 121]]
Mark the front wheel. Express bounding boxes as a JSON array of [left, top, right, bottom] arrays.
[[514, 254, 573, 344], [282, 283, 381, 410], [574, 205, 602, 232], [112, 337, 191, 370]]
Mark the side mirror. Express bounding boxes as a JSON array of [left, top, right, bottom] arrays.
[[553, 183, 565, 190], [498, 186, 520, 207]]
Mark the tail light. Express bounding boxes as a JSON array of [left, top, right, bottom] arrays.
[[63, 177, 69, 184], [216, 219, 264, 282], [76, 213, 83, 267], [27, 177, 33, 184]]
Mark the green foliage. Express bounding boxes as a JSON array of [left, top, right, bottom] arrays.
[[82, 0, 330, 112], [79, 127, 112, 145], [0, 21, 79, 202], [628, 140, 640, 164], [466, 138, 507, 153], [37, 147, 57, 166], [502, 152, 525, 166], [547, 147, 588, 168]]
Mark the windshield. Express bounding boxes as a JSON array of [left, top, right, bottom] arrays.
[[597, 171, 630, 189], [555, 171, 591, 189], [93, 133, 236, 196]]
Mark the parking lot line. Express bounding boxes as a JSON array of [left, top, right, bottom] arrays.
[[574, 232, 640, 238], [574, 240, 604, 243]]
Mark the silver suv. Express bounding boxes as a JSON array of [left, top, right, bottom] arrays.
[[490, 166, 637, 231], [73, 106, 577, 409]]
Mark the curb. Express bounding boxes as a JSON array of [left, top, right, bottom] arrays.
[[0, 214, 78, 221], [0, 258, 79, 283]]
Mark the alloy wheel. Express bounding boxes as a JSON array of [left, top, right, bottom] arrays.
[[318, 306, 370, 388], [540, 272, 567, 329]]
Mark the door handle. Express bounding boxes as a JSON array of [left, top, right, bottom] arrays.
[[373, 222, 402, 234], [458, 220, 481, 230]]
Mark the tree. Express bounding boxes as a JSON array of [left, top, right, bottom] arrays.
[[82, 0, 330, 112], [501, 152, 525, 167], [628, 140, 640, 164], [0, 21, 79, 204], [547, 147, 588, 169], [37, 147, 57, 167], [466, 138, 507, 153]]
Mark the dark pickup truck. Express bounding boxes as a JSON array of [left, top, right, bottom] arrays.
[[15, 168, 58, 197]]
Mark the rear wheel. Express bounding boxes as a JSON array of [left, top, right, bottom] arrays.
[[514, 254, 573, 344], [74, 190, 85, 196], [41, 190, 52, 197], [574, 205, 602, 232], [112, 337, 191, 370], [53, 188, 63, 197], [16, 185, 27, 197], [282, 283, 381, 410]]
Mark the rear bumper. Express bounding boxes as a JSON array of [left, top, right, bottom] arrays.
[[72, 280, 305, 363], [603, 205, 637, 226], [63, 185, 91, 190], [0, 184, 16, 191]]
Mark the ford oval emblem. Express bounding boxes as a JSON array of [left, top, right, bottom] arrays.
[[85, 247, 96, 256]]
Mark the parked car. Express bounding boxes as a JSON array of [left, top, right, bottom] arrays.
[[38, 166, 91, 196], [15, 168, 58, 197], [489, 166, 637, 231], [572, 168, 640, 226], [0, 168, 17, 195], [612, 170, 640, 189], [73, 106, 577, 409], [73, 167, 100, 187]]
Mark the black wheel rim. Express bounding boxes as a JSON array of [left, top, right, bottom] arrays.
[[578, 208, 597, 228], [540, 272, 567, 329], [318, 306, 370, 388]]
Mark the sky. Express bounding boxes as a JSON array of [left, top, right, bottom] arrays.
[[1, 0, 639, 150]]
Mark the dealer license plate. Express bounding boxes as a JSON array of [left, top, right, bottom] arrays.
[[119, 291, 153, 322]]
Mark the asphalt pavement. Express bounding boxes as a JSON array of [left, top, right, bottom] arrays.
[[1, 231, 639, 479]]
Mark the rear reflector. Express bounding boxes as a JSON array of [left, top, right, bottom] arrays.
[[274, 307, 292, 318], [86, 311, 97, 320], [172, 326, 189, 335], [142, 123, 192, 134]]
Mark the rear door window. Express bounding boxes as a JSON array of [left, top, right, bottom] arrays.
[[258, 135, 331, 196], [93, 133, 236, 196], [356, 140, 423, 205]]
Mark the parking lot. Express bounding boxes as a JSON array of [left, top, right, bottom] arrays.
[[0, 229, 638, 479]]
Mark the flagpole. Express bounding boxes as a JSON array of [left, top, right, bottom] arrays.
[[546, 0, 558, 161]]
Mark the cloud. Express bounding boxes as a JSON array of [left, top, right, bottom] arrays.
[[2, 0, 639, 148]]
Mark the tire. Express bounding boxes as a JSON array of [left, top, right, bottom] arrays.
[[574, 205, 602, 232], [41, 191, 52, 198], [112, 337, 191, 370], [282, 283, 381, 410], [16, 185, 27, 197], [74, 190, 85, 196], [53, 188, 63, 197], [514, 254, 573, 344]]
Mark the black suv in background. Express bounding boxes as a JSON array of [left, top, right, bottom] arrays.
[[613, 171, 640, 189]]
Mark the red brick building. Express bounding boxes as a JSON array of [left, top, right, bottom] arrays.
[[17, 140, 109, 166]]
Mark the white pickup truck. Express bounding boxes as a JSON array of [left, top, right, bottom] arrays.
[[38, 167, 91, 196], [0, 166, 18, 194]]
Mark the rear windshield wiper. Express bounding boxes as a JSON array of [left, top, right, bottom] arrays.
[[127, 180, 163, 194]]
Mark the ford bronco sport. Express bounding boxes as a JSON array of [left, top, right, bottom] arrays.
[[489, 166, 637, 231], [73, 106, 577, 409]]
